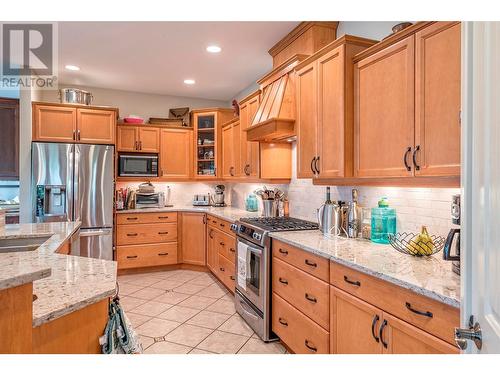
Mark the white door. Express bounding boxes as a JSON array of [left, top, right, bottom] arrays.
[[461, 21, 500, 353]]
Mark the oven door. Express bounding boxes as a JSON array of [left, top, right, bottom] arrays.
[[118, 154, 158, 177], [236, 237, 265, 312]]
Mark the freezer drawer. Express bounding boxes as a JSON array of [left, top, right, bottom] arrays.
[[78, 228, 113, 260]]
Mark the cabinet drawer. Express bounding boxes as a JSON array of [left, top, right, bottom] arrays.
[[273, 239, 329, 282], [330, 261, 459, 345], [215, 230, 236, 263], [272, 292, 329, 354], [207, 215, 233, 236], [116, 223, 177, 245], [117, 243, 178, 269], [217, 254, 235, 292], [272, 257, 329, 330], [116, 212, 177, 225]]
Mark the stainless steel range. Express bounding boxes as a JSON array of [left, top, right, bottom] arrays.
[[231, 217, 318, 342]]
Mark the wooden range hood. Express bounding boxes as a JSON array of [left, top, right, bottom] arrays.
[[245, 54, 308, 142]]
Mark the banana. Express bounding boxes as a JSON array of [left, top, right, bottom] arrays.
[[407, 226, 434, 256]]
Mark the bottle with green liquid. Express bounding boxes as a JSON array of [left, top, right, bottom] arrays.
[[371, 196, 396, 244]]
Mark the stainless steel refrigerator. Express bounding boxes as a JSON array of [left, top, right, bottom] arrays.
[[32, 142, 114, 260]]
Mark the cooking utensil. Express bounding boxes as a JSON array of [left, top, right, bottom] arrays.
[[58, 88, 93, 105]]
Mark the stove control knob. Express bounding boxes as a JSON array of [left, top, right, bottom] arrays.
[[230, 223, 238, 232], [252, 232, 262, 241]]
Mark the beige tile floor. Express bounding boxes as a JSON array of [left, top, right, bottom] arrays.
[[118, 269, 287, 354]]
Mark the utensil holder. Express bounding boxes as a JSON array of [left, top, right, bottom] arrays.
[[262, 200, 279, 217]]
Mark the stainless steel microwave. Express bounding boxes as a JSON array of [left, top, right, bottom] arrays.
[[118, 154, 158, 177]]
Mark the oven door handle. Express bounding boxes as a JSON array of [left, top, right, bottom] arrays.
[[238, 295, 260, 319]]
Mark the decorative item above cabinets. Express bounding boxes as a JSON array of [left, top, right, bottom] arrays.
[[295, 35, 377, 180]]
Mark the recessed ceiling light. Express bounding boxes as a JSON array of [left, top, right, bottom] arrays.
[[206, 45, 222, 53], [184, 79, 195, 85], [65, 64, 80, 71]]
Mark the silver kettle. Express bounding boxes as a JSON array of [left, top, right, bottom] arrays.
[[317, 187, 342, 237]]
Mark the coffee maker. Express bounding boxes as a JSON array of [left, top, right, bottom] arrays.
[[443, 194, 461, 275], [210, 184, 226, 207]]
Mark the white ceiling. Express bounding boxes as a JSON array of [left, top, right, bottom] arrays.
[[57, 22, 299, 101]]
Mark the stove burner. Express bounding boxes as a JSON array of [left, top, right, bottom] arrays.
[[240, 216, 318, 232]]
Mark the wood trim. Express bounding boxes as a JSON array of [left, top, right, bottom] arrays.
[[118, 123, 192, 130], [312, 176, 460, 187], [117, 263, 209, 276], [245, 118, 295, 142], [257, 54, 309, 88], [190, 107, 233, 115], [31, 101, 118, 113], [268, 22, 339, 57], [238, 89, 261, 105]]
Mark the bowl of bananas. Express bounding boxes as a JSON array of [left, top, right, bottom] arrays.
[[388, 226, 446, 257]]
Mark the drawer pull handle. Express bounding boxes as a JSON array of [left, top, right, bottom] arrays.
[[278, 277, 288, 285], [212, 220, 217, 224], [158, 231, 169, 235], [220, 223, 225, 228], [305, 293, 317, 303], [379, 319, 388, 348], [158, 252, 169, 256], [304, 340, 317, 353], [343, 275, 361, 286], [220, 267, 225, 272], [126, 255, 138, 259], [126, 217, 138, 221], [220, 242, 225, 246], [126, 233, 138, 237], [304, 259, 317, 267], [405, 302, 433, 318], [278, 317, 288, 326], [371, 315, 380, 343], [229, 248, 235, 253], [278, 248, 288, 255], [230, 276, 235, 281], [158, 216, 169, 219]]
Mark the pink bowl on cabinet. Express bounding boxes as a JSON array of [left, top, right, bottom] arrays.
[[123, 117, 144, 124]]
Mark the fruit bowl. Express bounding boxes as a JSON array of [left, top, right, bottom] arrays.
[[388, 232, 446, 257]]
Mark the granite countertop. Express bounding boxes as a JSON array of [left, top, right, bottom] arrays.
[[116, 205, 261, 222], [270, 230, 460, 308], [0, 222, 117, 327]]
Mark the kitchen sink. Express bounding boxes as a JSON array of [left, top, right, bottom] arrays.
[[0, 235, 51, 253]]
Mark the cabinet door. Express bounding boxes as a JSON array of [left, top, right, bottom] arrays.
[[76, 109, 115, 144], [296, 61, 318, 178], [354, 36, 415, 177], [194, 112, 218, 178], [160, 128, 192, 178], [232, 121, 241, 177], [116, 126, 138, 152], [382, 312, 459, 354], [138, 127, 160, 152], [0, 98, 19, 178], [181, 213, 206, 266], [33, 104, 76, 142], [221, 124, 233, 178], [240, 93, 261, 178], [415, 22, 461, 176], [330, 286, 383, 354], [206, 227, 218, 273], [317, 45, 348, 178]]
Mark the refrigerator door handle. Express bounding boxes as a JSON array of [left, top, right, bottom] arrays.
[[79, 228, 112, 237], [67, 144, 75, 222], [73, 144, 80, 222]]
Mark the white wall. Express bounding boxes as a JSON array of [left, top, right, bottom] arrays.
[[40, 85, 229, 121], [337, 21, 404, 41]]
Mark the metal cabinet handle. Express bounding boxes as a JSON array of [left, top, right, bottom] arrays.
[[412, 145, 421, 171], [278, 248, 288, 255], [371, 315, 380, 342], [158, 252, 169, 256], [158, 216, 169, 219], [305, 293, 317, 303], [405, 302, 433, 318], [139, 141, 142, 150], [314, 156, 320, 175], [304, 340, 317, 352], [379, 319, 388, 348], [278, 317, 288, 326], [134, 141, 138, 150], [73, 130, 76, 141], [212, 220, 217, 224], [219, 267, 225, 272], [244, 164, 251, 176], [229, 248, 235, 253], [305, 259, 317, 268], [126, 217, 138, 221], [220, 223, 225, 228], [126, 233, 138, 237], [278, 277, 288, 285], [77, 129, 81, 141], [219, 242, 225, 246], [229, 276, 235, 281], [126, 255, 138, 259], [229, 166, 235, 176], [203, 215, 206, 224], [209, 229, 214, 239], [158, 231, 169, 235], [403, 146, 412, 171], [343, 275, 361, 286], [310, 157, 316, 174]]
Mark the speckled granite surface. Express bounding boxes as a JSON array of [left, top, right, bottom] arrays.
[[117, 205, 261, 222], [0, 222, 117, 327], [270, 230, 460, 308]]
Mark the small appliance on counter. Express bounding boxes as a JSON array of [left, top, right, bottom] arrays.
[[210, 184, 226, 207], [444, 194, 461, 275], [133, 182, 167, 209], [371, 196, 396, 244], [344, 189, 361, 238], [193, 194, 210, 206], [317, 187, 342, 237]]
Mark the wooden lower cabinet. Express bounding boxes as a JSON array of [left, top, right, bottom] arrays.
[[272, 292, 329, 354], [117, 243, 178, 269], [180, 212, 206, 266], [217, 253, 236, 291], [116, 222, 177, 245], [330, 286, 458, 354], [206, 226, 219, 273], [207, 215, 236, 293]]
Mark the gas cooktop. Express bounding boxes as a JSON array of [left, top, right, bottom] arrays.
[[239, 216, 318, 232]]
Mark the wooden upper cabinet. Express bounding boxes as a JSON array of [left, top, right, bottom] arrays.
[[355, 36, 415, 178], [239, 91, 261, 178], [33, 104, 76, 142], [382, 312, 459, 354], [414, 22, 461, 177], [76, 108, 115, 144], [296, 61, 318, 179], [138, 127, 159, 152], [0, 98, 19, 178], [181, 212, 206, 266], [330, 286, 383, 354], [232, 120, 241, 177], [221, 123, 233, 178], [116, 126, 138, 152], [160, 128, 192, 179]]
